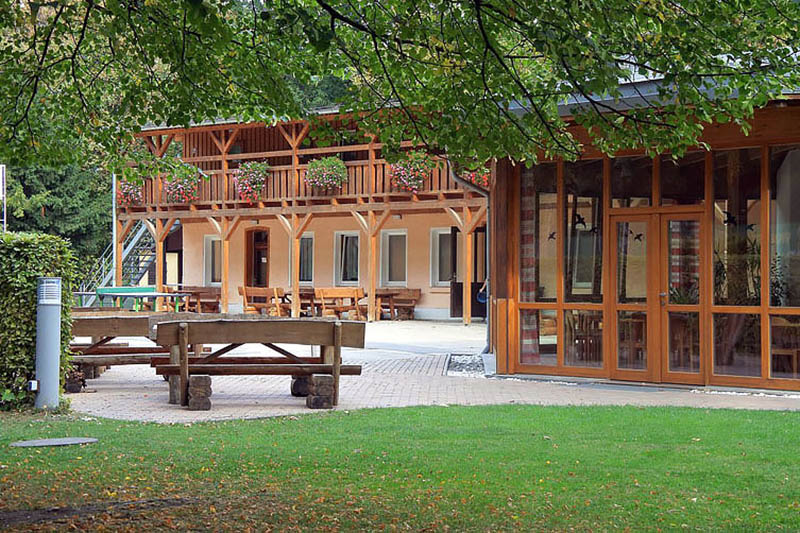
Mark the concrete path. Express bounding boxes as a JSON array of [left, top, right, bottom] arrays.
[[68, 321, 800, 423]]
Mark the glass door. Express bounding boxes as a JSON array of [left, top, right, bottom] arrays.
[[610, 214, 659, 381], [660, 214, 705, 384]]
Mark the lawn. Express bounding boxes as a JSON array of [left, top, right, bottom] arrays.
[[1, 405, 799, 531]]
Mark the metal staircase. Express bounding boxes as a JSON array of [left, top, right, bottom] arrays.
[[79, 220, 179, 306]]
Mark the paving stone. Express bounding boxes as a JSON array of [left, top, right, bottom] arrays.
[[67, 322, 800, 424]]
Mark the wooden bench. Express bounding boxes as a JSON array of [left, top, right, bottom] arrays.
[[239, 286, 291, 316], [178, 286, 221, 313], [378, 288, 422, 320], [153, 318, 366, 409], [314, 288, 366, 320]]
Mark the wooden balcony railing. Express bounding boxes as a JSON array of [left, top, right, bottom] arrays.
[[135, 158, 462, 208]]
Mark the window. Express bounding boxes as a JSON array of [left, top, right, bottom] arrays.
[[430, 228, 453, 287], [288, 233, 314, 285], [334, 232, 359, 285], [564, 159, 603, 302], [611, 156, 652, 208], [520, 163, 558, 301], [203, 235, 222, 286], [381, 230, 407, 286], [770, 145, 800, 307], [713, 148, 761, 306]]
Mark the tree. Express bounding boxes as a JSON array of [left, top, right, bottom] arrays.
[[2, 1, 799, 169], [6, 165, 111, 271]]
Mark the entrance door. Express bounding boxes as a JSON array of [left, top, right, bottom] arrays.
[[247, 230, 269, 287], [659, 214, 704, 384], [609, 213, 705, 384]]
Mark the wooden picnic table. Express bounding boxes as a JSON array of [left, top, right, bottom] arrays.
[[153, 318, 366, 409], [95, 290, 191, 312]]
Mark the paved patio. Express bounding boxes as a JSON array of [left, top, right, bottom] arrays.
[[69, 321, 800, 423]]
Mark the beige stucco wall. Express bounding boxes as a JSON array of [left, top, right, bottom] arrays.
[[180, 212, 480, 316]]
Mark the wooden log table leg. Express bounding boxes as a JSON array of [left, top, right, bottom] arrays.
[[333, 321, 342, 406], [179, 323, 189, 407], [168, 344, 180, 404]]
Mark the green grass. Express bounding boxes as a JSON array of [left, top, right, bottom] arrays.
[[1, 405, 799, 531]]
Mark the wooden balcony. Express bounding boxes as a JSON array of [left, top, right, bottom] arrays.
[[131, 157, 464, 211]]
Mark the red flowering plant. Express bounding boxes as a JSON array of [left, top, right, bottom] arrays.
[[233, 161, 270, 202], [117, 179, 143, 207], [390, 151, 436, 193], [305, 156, 348, 191], [163, 163, 202, 203], [462, 169, 490, 189]]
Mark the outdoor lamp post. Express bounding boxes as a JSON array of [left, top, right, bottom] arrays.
[[34, 277, 62, 410]]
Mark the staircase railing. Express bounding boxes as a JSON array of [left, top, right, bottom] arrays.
[[78, 220, 179, 306]]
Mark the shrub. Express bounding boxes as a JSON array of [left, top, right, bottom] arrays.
[[117, 179, 143, 206], [234, 161, 270, 202], [304, 156, 348, 190], [0, 232, 77, 409], [390, 151, 435, 193]]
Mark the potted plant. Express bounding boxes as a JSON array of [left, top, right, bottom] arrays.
[[462, 169, 490, 188], [304, 156, 348, 193], [163, 164, 202, 203], [390, 151, 435, 193], [234, 161, 270, 202], [117, 179, 143, 207]]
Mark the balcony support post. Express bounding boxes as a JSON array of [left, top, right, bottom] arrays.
[[278, 213, 313, 317]]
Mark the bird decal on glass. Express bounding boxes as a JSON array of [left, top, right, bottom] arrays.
[[634, 233, 644, 242], [722, 211, 737, 226], [548, 231, 556, 241], [574, 213, 587, 228]]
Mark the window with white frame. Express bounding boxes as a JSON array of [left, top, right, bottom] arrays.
[[430, 228, 454, 287], [203, 235, 222, 286], [381, 230, 407, 286], [288, 233, 314, 285], [334, 232, 360, 285]]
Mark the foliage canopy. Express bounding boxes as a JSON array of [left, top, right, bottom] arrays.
[[2, 0, 800, 168]]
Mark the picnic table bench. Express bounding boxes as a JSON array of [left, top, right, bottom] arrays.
[[376, 288, 422, 320], [314, 288, 366, 320], [239, 286, 292, 316], [153, 318, 365, 410]]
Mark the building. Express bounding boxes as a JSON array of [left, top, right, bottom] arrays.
[[490, 102, 800, 391], [114, 113, 488, 322]]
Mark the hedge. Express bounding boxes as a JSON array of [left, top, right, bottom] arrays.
[[0, 232, 77, 409]]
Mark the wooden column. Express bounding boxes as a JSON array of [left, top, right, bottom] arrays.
[[221, 217, 230, 313], [207, 215, 240, 313], [210, 128, 239, 204], [115, 219, 134, 286], [154, 219, 165, 310], [352, 210, 391, 321], [278, 213, 313, 317], [279, 123, 309, 198], [446, 205, 487, 325], [155, 217, 177, 311], [463, 209, 474, 326]]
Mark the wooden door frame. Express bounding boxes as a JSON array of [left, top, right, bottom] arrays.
[[659, 211, 706, 385], [608, 213, 661, 382], [245, 226, 270, 288]]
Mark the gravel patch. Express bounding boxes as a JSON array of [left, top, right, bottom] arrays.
[[446, 354, 485, 377]]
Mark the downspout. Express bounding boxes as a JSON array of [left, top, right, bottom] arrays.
[[448, 162, 492, 355]]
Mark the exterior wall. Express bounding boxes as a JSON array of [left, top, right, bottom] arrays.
[[491, 104, 800, 391], [182, 212, 463, 316]]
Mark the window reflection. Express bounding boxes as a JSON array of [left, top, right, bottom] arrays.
[[771, 315, 800, 379], [520, 164, 558, 301], [564, 160, 603, 303], [714, 313, 761, 377], [770, 146, 800, 307], [713, 149, 761, 306], [611, 156, 652, 207], [661, 153, 705, 206], [564, 310, 603, 367], [520, 310, 558, 366]]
